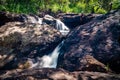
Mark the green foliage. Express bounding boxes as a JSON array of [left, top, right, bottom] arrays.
[[0, 0, 119, 14], [105, 63, 111, 71], [112, 0, 120, 9]]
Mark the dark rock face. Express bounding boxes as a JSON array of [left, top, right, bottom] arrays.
[[0, 11, 24, 26], [57, 10, 120, 73], [58, 13, 96, 29], [0, 68, 120, 80], [0, 22, 63, 69]]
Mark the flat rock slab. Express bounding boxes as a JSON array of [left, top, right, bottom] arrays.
[[0, 68, 120, 80]]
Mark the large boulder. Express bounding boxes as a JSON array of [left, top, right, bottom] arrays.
[[0, 21, 63, 69], [57, 10, 120, 73]]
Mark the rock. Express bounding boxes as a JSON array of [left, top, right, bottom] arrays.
[[42, 15, 56, 28], [19, 14, 43, 25], [0, 68, 120, 80], [0, 21, 63, 69], [0, 11, 24, 26], [43, 15, 55, 22], [73, 71, 120, 80], [0, 11, 43, 27], [58, 13, 96, 29], [76, 55, 109, 72], [57, 10, 120, 73]]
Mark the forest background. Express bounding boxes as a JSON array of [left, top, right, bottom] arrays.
[[0, 0, 120, 14]]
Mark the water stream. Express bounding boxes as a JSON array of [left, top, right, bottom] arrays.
[[38, 41, 64, 68], [25, 15, 69, 68], [55, 19, 70, 35]]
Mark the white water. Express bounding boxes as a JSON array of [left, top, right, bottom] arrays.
[[27, 17, 69, 68], [21, 14, 43, 25], [38, 20, 69, 68], [55, 19, 70, 35], [40, 41, 64, 68], [28, 41, 64, 68]]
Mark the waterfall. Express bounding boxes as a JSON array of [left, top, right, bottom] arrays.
[[20, 14, 43, 25], [38, 19, 69, 68], [28, 40, 64, 68], [39, 41, 64, 68], [28, 18, 69, 68], [55, 19, 70, 35]]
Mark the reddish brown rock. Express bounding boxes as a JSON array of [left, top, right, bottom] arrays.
[[0, 68, 120, 80], [76, 55, 110, 72]]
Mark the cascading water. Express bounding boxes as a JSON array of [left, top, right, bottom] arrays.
[[37, 19, 69, 68], [55, 19, 70, 35], [20, 14, 43, 25], [29, 41, 64, 68], [26, 15, 69, 68]]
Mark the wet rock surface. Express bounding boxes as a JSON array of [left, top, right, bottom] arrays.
[[0, 21, 63, 69], [57, 10, 120, 73]]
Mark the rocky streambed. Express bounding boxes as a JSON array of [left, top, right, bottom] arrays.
[[0, 10, 120, 80]]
